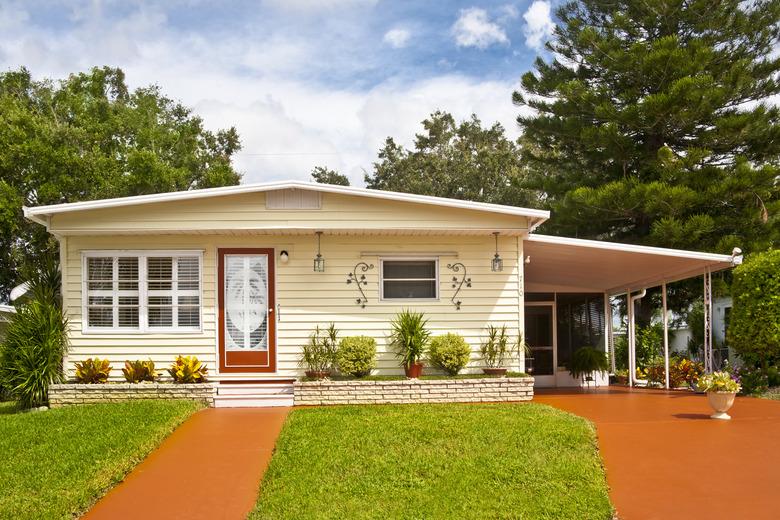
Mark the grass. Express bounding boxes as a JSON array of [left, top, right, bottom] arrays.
[[252, 403, 613, 519], [761, 387, 780, 400], [0, 400, 201, 519]]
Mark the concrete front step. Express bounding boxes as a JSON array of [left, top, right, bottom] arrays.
[[214, 383, 294, 408]]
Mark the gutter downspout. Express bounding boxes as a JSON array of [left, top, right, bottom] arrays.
[[628, 289, 647, 387]]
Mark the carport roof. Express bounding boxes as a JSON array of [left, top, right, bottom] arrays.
[[523, 234, 738, 295]]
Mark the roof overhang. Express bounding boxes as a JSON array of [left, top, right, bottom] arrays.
[[524, 234, 738, 295], [23, 180, 550, 231]]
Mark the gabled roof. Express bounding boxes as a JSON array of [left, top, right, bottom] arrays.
[[23, 180, 550, 227]]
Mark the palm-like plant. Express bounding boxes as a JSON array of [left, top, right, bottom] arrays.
[[389, 310, 430, 368], [0, 256, 68, 408], [480, 325, 527, 369]]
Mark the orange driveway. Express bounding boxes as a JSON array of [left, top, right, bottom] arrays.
[[84, 407, 289, 520], [536, 387, 780, 520]]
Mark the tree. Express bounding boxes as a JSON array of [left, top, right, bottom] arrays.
[[311, 166, 350, 186], [0, 67, 242, 299], [365, 111, 537, 206], [514, 0, 780, 254]]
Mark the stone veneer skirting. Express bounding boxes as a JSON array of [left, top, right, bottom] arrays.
[[49, 383, 216, 407], [294, 376, 534, 406]]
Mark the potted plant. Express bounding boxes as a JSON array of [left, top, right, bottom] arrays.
[[566, 346, 609, 385], [697, 371, 741, 420], [299, 324, 339, 379], [479, 325, 525, 376], [389, 310, 430, 378]]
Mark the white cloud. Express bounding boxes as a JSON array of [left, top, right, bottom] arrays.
[[0, 2, 530, 186], [260, 0, 378, 12], [451, 7, 509, 49], [523, 0, 555, 49], [383, 28, 411, 48]]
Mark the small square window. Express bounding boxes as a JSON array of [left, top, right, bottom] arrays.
[[381, 260, 438, 300]]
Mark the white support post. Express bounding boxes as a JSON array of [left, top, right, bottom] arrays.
[[627, 292, 634, 387], [605, 293, 615, 373], [703, 268, 714, 373], [662, 282, 670, 389]]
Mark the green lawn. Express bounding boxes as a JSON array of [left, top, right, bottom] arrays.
[[0, 400, 201, 519], [761, 387, 780, 400], [252, 403, 613, 519]]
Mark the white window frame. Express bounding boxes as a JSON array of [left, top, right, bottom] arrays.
[[81, 250, 203, 334], [379, 257, 440, 302]]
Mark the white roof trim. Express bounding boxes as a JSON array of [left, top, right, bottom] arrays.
[[23, 180, 550, 223], [0, 304, 16, 314], [526, 234, 734, 263]]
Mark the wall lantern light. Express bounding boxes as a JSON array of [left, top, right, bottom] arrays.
[[491, 232, 503, 272], [313, 231, 325, 272], [279, 250, 290, 264]]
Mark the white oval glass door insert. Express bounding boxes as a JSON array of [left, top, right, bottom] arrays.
[[224, 254, 268, 351]]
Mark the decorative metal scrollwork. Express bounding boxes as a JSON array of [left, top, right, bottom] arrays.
[[347, 262, 374, 308], [446, 262, 471, 310]]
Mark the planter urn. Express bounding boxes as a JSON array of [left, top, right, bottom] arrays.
[[404, 363, 424, 378], [482, 367, 508, 376], [707, 391, 737, 420]]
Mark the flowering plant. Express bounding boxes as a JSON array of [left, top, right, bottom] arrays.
[[696, 371, 741, 393]]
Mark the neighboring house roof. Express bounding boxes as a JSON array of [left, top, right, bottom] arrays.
[[23, 180, 551, 227], [10, 282, 30, 303], [0, 304, 16, 323]]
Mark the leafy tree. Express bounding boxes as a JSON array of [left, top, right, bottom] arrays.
[[365, 111, 537, 206], [311, 166, 350, 186], [0, 67, 242, 299], [514, 0, 780, 254]]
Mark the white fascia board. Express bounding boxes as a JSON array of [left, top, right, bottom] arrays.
[[527, 234, 734, 263], [23, 180, 551, 222]]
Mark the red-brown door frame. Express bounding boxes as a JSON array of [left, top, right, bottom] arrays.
[[217, 248, 276, 373]]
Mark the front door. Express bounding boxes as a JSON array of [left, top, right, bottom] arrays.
[[525, 304, 555, 387], [218, 248, 276, 373]]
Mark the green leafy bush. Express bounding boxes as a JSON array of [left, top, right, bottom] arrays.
[[566, 347, 609, 379], [0, 258, 68, 408], [389, 310, 430, 368], [299, 324, 339, 374], [167, 355, 208, 383], [75, 358, 112, 384], [122, 359, 158, 383], [728, 249, 780, 367], [613, 324, 662, 370], [428, 333, 471, 375], [336, 336, 377, 377]]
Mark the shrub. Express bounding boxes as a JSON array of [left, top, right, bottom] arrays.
[[299, 324, 339, 374], [732, 364, 780, 395], [122, 359, 158, 383], [480, 325, 524, 369], [728, 249, 780, 368], [75, 358, 112, 384], [613, 324, 662, 370], [428, 333, 471, 375], [670, 357, 704, 388], [566, 347, 609, 379], [389, 310, 430, 367], [0, 258, 68, 408], [336, 336, 376, 377], [168, 355, 208, 383]]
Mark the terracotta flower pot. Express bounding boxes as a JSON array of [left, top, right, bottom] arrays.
[[305, 370, 330, 380], [482, 367, 508, 376], [404, 363, 424, 378], [707, 391, 737, 420]]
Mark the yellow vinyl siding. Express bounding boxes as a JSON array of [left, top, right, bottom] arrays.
[[49, 192, 528, 234], [63, 233, 524, 380]]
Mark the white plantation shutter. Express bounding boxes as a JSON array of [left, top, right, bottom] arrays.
[[84, 252, 201, 332]]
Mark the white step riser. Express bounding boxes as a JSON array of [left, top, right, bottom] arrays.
[[217, 385, 293, 397], [213, 396, 293, 408]]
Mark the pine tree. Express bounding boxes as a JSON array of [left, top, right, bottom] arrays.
[[514, 0, 780, 254]]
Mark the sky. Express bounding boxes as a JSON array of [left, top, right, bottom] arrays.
[[0, 0, 557, 185]]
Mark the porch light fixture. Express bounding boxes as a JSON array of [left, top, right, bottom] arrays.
[[279, 250, 289, 264], [313, 231, 325, 272], [491, 232, 503, 272]]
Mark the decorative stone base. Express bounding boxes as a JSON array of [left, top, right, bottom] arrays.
[[294, 377, 534, 406], [49, 383, 216, 407]]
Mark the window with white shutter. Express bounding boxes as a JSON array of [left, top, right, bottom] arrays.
[[83, 251, 201, 333]]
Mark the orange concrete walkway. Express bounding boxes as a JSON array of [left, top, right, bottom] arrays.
[[536, 387, 780, 520], [84, 407, 289, 520]]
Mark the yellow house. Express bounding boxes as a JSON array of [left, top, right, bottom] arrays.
[[24, 180, 738, 405]]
